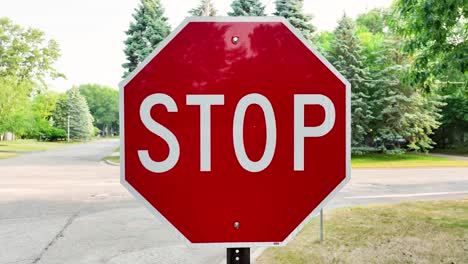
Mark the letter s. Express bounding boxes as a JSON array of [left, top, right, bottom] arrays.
[[138, 93, 179, 173]]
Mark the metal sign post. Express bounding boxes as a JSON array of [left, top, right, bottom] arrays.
[[227, 248, 250, 264], [320, 208, 324, 242]]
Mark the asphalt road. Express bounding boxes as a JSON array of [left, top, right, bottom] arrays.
[[1, 139, 467, 264]]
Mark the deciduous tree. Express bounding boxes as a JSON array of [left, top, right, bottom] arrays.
[[79, 84, 119, 136], [0, 76, 32, 137], [391, 0, 467, 87], [0, 17, 63, 90]]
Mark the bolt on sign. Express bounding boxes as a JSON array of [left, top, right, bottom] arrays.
[[119, 17, 350, 247]]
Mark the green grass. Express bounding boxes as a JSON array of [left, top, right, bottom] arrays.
[[0, 152, 18, 159], [257, 199, 468, 264], [101, 146, 121, 164], [103, 155, 120, 164], [0, 140, 69, 152], [102, 153, 466, 167], [352, 153, 468, 168], [0, 140, 72, 160]]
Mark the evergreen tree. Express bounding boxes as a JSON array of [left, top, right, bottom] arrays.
[[189, 0, 217, 16], [273, 0, 315, 40], [53, 87, 94, 140], [228, 0, 265, 16], [356, 8, 444, 152], [122, 0, 171, 78], [329, 15, 374, 147], [371, 36, 444, 152], [376, 82, 444, 152]]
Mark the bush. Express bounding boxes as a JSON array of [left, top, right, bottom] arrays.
[[43, 127, 66, 141], [383, 148, 406, 155], [26, 118, 66, 141], [352, 146, 381, 155], [92, 126, 100, 137]]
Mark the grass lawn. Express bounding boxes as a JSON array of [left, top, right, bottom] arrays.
[[0, 152, 18, 159], [0, 140, 69, 152], [0, 140, 72, 160], [256, 199, 468, 264], [101, 153, 468, 167], [103, 155, 120, 164], [352, 153, 468, 168]]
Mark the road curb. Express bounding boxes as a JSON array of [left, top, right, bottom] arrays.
[[103, 159, 120, 166]]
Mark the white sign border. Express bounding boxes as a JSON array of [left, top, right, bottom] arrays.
[[119, 16, 351, 248]]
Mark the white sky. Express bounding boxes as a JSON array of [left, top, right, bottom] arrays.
[[0, 0, 392, 92]]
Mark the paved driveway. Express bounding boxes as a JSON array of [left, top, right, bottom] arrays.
[[0, 139, 467, 264]]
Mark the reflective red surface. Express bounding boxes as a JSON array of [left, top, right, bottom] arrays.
[[122, 21, 348, 245]]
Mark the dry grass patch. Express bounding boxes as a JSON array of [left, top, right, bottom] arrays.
[[0, 152, 18, 159], [256, 200, 468, 264]]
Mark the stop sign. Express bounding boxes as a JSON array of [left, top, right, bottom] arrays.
[[119, 17, 350, 247]]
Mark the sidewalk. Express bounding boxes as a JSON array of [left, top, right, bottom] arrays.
[[429, 153, 468, 161]]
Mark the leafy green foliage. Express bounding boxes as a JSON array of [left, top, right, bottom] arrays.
[[26, 91, 66, 141], [356, 8, 388, 34], [228, 0, 265, 16], [27, 118, 66, 141], [189, 0, 217, 16], [0, 17, 63, 89], [433, 82, 468, 147], [52, 87, 94, 140], [122, 0, 171, 77], [356, 10, 444, 152], [314, 31, 334, 56], [390, 0, 467, 147], [274, 0, 315, 41], [390, 0, 467, 87], [0, 76, 33, 136], [79, 84, 119, 136], [0, 18, 64, 140]]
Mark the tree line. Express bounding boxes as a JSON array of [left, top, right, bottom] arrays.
[[122, 0, 467, 154], [0, 17, 118, 141], [1, 0, 465, 151]]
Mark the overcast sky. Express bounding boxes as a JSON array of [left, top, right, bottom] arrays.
[[1, 0, 392, 92]]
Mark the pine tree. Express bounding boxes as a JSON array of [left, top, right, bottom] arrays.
[[329, 15, 374, 147], [122, 0, 171, 78], [228, 0, 265, 16], [53, 87, 94, 140], [273, 0, 315, 40], [373, 36, 443, 152], [189, 0, 217, 16]]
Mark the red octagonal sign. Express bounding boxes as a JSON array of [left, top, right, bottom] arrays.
[[119, 17, 350, 247]]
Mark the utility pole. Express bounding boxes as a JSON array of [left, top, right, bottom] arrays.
[[67, 115, 70, 142]]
